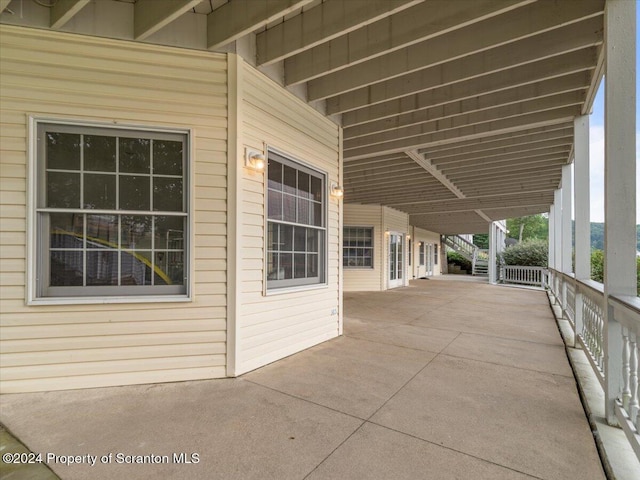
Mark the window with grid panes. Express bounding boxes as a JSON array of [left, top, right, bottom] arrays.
[[343, 227, 374, 268], [35, 122, 188, 298], [419, 242, 425, 265], [266, 150, 326, 289]]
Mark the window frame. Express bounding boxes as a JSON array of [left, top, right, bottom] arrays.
[[343, 226, 375, 269], [28, 117, 194, 305], [264, 147, 328, 294], [419, 242, 426, 266]]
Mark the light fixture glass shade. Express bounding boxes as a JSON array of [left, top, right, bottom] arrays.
[[330, 184, 344, 198], [245, 149, 265, 171]]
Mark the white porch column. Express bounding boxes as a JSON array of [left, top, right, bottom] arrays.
[[553, 188, 562, 298], [548, 204, 555, 273], [561, 164, 573, 275], [554, 189, 562, 273], [547, 204, 556, 302], [603, 0, 636, 425], [560, 164, 573, 313], [489, 222, 497, 284], [574, 115, 590, 346]]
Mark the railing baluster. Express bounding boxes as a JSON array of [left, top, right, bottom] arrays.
[[550, 270, 640, 460], [622, 327, 631, 410], [629, 332, 639, 426], [598, 310, 605, 370]]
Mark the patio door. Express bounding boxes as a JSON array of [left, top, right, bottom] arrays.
[[426, 244, 433, 276], [388, 233, 404, 288]]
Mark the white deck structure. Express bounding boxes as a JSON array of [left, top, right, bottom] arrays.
[[0, 0, 637, 465]]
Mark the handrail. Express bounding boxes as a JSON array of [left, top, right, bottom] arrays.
[[443, 235, 489, 276], [548, 268, 640, 460], [610, 295, 640, 316], [443, 234, 476, 250], [552, 269, 605, 296]]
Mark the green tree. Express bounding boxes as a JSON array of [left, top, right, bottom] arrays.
[[506, 214, 549, 242], [473, 234, 489, 249]]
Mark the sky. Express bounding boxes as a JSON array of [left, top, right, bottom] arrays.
[[587, 5, 639, 223]]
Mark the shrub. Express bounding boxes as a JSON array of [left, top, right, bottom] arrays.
[[501, 239, 548, 267], [447, 251, 472, 273]]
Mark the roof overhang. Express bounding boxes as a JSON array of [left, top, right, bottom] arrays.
[[0, 0, 606, 234]]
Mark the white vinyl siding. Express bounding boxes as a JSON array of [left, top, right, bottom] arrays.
[[233, 61, 341, 375], [342, 205, 408, 291], [0, 26, 228, 393], [343, 205, 384, 291], [411, 226, 442, 278]]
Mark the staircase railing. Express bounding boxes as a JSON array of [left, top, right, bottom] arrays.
[[442, 235, 476, 261], [443, 235, 489, 276]]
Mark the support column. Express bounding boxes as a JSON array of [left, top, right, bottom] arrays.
[[554, 188, 562, 298], [548, 204, 555, 296], [560, 164, 573, 313], [604, 0, 636, 425], [561, 164, 573, 275], [554, 189, 562, 273], [489, 222, 497, 284], [574, 115, 590, 346]]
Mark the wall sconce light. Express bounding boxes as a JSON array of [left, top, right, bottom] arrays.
[[407, 235, 411, 240], [245, 149, 265, 171], [330, 183, 344, 198]]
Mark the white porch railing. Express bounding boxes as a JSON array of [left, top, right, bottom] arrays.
[[611, 295, 640, 460], [500, 265, 548, 288], [549, 269, 640, 460]]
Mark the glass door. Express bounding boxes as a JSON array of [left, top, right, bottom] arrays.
[[388, 233, 404, 288]]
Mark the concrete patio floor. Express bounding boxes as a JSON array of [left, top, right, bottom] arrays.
[[0, 277, 605, 480]]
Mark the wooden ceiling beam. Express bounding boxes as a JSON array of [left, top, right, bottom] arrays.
[[256, 0, 421, 65], [134, 0, 201, 40], [285, 0, 531, 85], [207, 0, 314, 49], [307, 1, 603, 100]]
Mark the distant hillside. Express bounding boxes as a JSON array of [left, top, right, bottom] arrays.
[[589, 223, 640, 251]]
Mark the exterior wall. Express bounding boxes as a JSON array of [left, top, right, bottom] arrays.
[[410, 227, 442, 278], [232, 60, 341, 375], [343, 204, 384, 292], [343, 205, 409, 291], [0, 26, 228, 392]]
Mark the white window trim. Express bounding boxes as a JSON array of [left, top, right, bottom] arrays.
[[343, 225, 375, 269], [27, 116, 195, 305], [263, 146, 329, 295]]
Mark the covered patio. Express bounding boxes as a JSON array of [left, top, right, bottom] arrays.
[[1, 278, 606, 479], [0, 0, 638, 477]]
